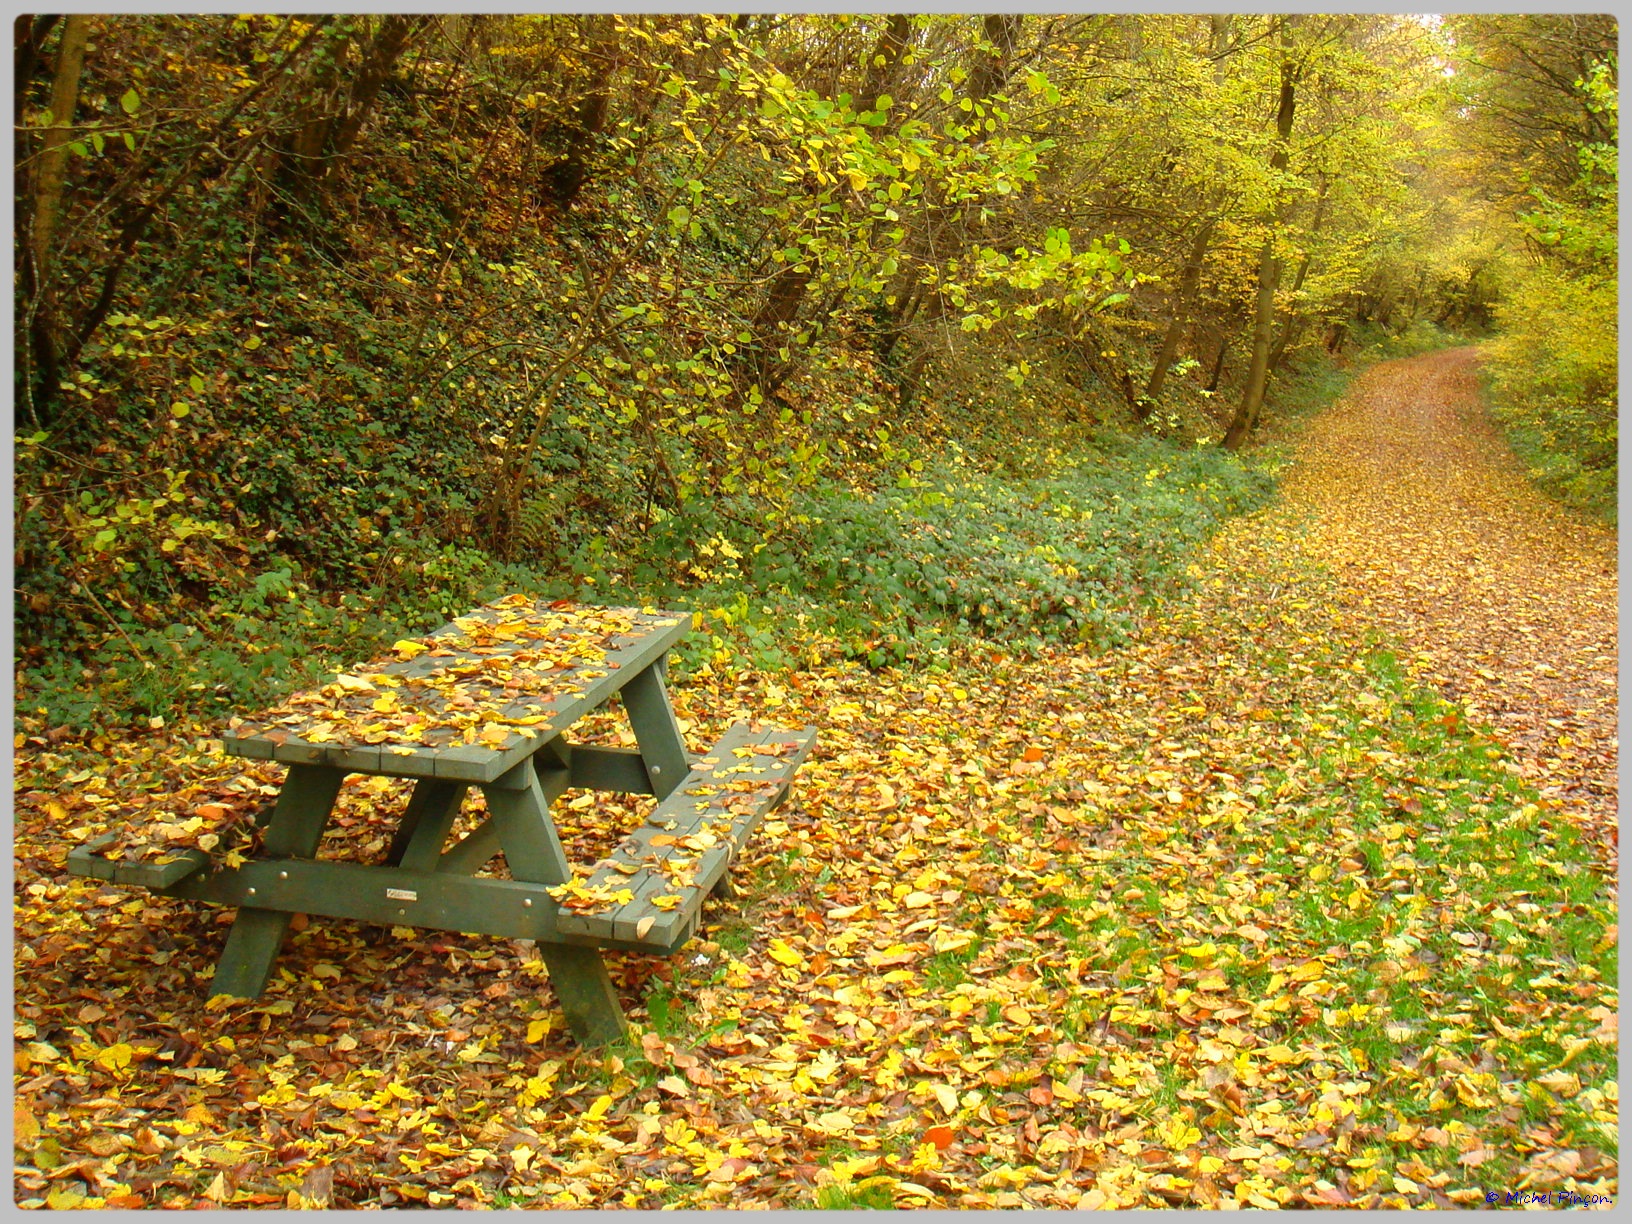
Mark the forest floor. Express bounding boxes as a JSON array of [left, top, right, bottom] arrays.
[[13, 350, 1618, 1209], [1277, 347, 1618, 870]]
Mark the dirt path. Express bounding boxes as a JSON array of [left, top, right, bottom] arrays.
[[1277, 347, 1618, 864]]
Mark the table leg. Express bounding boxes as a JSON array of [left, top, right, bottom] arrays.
[[211, 765, 345, 998], [622, 659, 689, 801], [484, 758, 626, 1046], [384, 779, 468, 873]]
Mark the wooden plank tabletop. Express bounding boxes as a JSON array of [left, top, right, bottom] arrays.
[[222, 596, 691, 784]]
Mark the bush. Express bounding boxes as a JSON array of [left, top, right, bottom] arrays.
[[648, 433, 1277, 671], [1480, 261, 1616, 524], [15, 538, 557, 731]]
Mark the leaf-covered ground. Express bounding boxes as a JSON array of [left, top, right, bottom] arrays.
[[1278, 347, 1618, 870], [13, 353, 1617, 1208]]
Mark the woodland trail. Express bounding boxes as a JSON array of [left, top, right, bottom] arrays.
[[1275, 348, 1618, 868], [12, 349, 1619, 1209]]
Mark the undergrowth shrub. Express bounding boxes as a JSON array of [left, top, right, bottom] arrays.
[[1355, 319, 1469, 360], [16, 542, 558, 731], [1480, 266, 1617, 525], [18, 427, 1278, 730], [652, 433, 1276, 671]]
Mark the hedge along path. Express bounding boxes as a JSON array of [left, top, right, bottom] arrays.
[[1273, 347, 1618, 869]]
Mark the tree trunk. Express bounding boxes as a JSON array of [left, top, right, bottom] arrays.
[[29, 14, 88, 285], [538, 15, 614, 209], [722, 13, 919, 416], [287, 14, 423, 187], [1223, 16, 1298, 451], [967, 14, 1023, 107], [1266, 181, 1328, 377], [858, 13, 912, 110], [1206, 335, 1229, 392], [1143, 217, 1216, 410], [14, 15, 60, 118], [1223, 236, 1282, 449], [287, 24, 349, 180], [1266, 255, 1312, 377], [723, 264, 812, 413], [22, 13, 89, 413], [329, 15, 424, 158], [880, 14, 1018, 388]]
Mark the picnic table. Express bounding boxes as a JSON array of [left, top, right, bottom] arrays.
[[67, 595, 816, 1045]]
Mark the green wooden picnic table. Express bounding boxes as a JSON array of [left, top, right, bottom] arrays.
[[68, 595, 816, 1046]]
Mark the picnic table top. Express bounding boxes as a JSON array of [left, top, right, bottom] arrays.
[[223, 595, 692, 784]]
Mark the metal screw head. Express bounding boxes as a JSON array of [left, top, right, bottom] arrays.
[[523, 898, 533, 908], [246, 887, 257, 897], [278, 870, 289, 880], [651, 765, 662, 775]]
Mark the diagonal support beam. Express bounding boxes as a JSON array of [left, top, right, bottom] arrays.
[[483, 757, 626, 1045], [209, 764, 344, 998]]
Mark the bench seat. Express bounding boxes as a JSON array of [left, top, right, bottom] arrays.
[[63, 769, 413, 889], [63, 763, 287, 888], [551, 721, 817, 951]]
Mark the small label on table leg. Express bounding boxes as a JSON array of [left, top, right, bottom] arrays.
[[386, 888, 418, 902]]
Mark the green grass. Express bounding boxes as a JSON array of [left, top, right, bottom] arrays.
[[809, 1181, 896, 1210]]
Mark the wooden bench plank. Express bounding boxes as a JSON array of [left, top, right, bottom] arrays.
[[68, 832, 216, 889], [158, 858, 672, 954], [563, 745, 656, 795], [553, 722, 816, 949]]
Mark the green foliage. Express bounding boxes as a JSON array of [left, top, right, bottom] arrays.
[[18, 416, 1282, 731], [16, 540, 553, 731], [1355, 320, 1468, 361], [1480, 323, 1617, 527], [16, 13, 1608, 733], [645, 433, 1276, 673]]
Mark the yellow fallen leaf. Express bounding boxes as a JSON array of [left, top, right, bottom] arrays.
[[585, 1093, 612, 1122], [767, 938, 804, 967], [14, 1103, 40, 1146], [1536, 1069, 1581, 1098], [392, 639, 428, 659], [932, 930, 973, 955], [94, 1042, 134, 1072], [810, 1109, 854, 1135], [525, 1019, 550, 1044]]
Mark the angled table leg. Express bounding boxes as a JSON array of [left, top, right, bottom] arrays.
[[211, 764, 345, 998], [484, 758, 626, 1046], [384, 779, 469, 873], [622, 658, 689, 800]]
